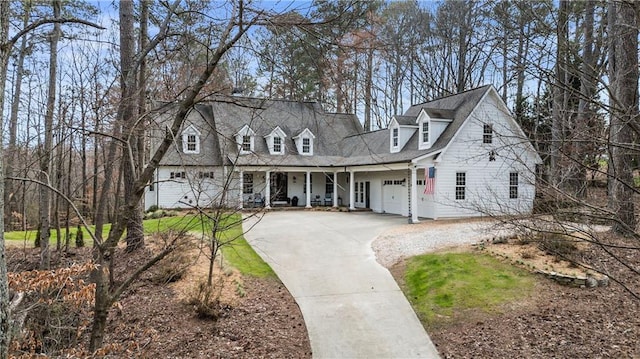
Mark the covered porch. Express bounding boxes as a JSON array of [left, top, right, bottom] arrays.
[[237, 167, 347, 210]]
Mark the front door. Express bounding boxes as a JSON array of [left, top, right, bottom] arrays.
[[270, 172, 288, 202], [365, 181, 370, 208]]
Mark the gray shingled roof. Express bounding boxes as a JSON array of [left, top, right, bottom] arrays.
[[156, 86, 493, 168], [394, 115, 417, 126], [206, 96, 363, 167], [339, 85, 492, 165]]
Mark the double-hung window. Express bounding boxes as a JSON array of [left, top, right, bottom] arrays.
[[509, 172, 519, 199], [182, 125, 200, 154], [273, 137, 282, 153], [325, 173, 334, 194], [483, 124, 493, 144], [242, 135, 251, 152], [422, 121, 429, 143], [243, 173, 253, 194], [392, 128, 399, 147], [302, 138, 310, 154], [186, 135, 197, 152], [455, 172, 466, 200]]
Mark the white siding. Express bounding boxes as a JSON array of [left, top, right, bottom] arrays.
[[416, 167, 436, 218], [430, 121, 449, 145], [432, 94, 538, 218], [145, 167, 228, 210], [398, 127, 416, 151]]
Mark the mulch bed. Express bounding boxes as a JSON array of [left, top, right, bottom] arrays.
[[6, 246, 311, 358], [392, 236, 640, 359]]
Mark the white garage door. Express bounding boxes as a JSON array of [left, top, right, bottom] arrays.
[[382, 179, 403, 214]]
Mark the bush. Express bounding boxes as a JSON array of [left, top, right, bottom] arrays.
[[537, 234, 577, 257], [143, 208, 177, 220], [146, 205, 159, 212], [34, 227, 40, 248], [75, 225, 85, 248], [186, 280, 223, 320], [150, 246, 191, 283]]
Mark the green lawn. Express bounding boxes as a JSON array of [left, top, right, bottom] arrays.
[[403, 251, 535, 328], [4, 213, 274, 278], [4, 215, 204, 246], [198, 215, 275, 278]]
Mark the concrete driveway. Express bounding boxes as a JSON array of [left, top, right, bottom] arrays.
[[244, 211, 440, 359]]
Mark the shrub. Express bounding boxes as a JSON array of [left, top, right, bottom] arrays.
[[75, 225, 85, 248], [537, 234, 577, 257], [8, 263, 96, 356], [34, 227, 40, 248], [146, 205, 159, 213], [150, 246, 191, 283], [186, 280, 223, 320]]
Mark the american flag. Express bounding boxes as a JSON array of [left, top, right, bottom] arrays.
[[424, 167, 436, 194]]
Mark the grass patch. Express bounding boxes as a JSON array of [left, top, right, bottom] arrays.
[[4, 214, 202, 247], [403, 252, 534, 328], [5, 213, 275, 278], [219, 229, 275, 278]]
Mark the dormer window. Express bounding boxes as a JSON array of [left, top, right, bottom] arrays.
[[265, 126, 287, 155], [242, 135, 251, 151], [302, 138, 310, 153], [422, 122, 429, 143], [392, 128, 399, 148], [388, 118, 408, 153], [273, 137, 282, 152], [293, 128, 315, 156], [235, 125, 255, 154], [182, 125, 201, 154]]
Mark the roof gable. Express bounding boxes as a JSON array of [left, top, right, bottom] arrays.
[[264, 126, 287, 139], [292, 127, 316, 139]]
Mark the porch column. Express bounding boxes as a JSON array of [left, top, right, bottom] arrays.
[[265, 170, 271, 209], [305, 171, 312, 208], [409, 166, 419, 224], [349, 170, 355, 210], [333, 171, 338, 207], [238, 169, 244, 209]]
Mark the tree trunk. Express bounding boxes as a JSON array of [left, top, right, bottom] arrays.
[[550, 0, 568, 190], [88, 259, 111, 352], [120, 0, 145, 252], [39, 0, 62, 269], [364, 39, 373, 132], [608, 0, 638, 235], [574, 1, 597, 199], [1, 0, 12, 355], [5, 7, 31, 232]]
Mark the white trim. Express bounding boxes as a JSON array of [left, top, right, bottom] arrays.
[[264, 126, 287, 155], [293, 128, 315, 156], [182, 125, 201, 154], [235, 124, 256, 154]]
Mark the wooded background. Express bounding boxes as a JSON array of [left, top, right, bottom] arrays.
[[0, 0, 639, 356]]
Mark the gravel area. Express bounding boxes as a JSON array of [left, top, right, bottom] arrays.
[[372, 218, 511, 267]]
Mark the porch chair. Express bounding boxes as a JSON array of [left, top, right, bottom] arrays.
[[324, 193, 332, 206], [253, 193, 264, 207]]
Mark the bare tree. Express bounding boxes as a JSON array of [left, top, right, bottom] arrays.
[[88, 0, 272, 350], [0, 4, 102, 358], [607, 0, 638, 235], [37, 0, 62, 269]]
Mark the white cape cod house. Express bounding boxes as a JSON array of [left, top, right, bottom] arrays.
[[145, 85, 541, 222]]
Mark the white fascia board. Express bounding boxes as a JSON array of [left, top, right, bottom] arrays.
[[292, 127, 316, 139], [235, 124, 255, 137], [411, 150, 443, 164]]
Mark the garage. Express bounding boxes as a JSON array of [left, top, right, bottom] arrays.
[[381, 179, 405, 215]]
